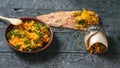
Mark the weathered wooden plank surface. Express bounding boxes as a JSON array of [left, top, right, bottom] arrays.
[[0, 0, 119, 11], [0, 8, 120, 53], [0, 53, 120, 68], [0, 0, 120, 68]]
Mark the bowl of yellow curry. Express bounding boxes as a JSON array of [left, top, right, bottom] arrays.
[[4, 17, 53, 53]]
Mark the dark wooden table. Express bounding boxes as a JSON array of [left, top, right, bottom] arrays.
[[0, 0, 120, 68]]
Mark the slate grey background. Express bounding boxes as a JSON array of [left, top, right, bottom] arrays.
[[0, 0, 120, 68]]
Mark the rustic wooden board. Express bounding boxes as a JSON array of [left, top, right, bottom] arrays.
[[0, 0, 120, 68], [0, 53, 120, 68], [0, 8, 119, 53]]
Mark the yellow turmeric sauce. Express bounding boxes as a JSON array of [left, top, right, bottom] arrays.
[[72, 8, 99, 29], [7, 20, 50, 52]]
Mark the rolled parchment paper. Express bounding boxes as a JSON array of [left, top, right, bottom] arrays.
[[85, 25, 108, 53]]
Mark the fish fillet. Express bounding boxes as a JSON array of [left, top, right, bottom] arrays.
[[37, 11, 98, 30]]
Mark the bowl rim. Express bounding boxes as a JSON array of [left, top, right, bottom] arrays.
[[4, 17, 53, 53]]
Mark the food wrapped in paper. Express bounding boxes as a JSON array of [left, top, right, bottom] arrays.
[[85, 25, 108, 54]]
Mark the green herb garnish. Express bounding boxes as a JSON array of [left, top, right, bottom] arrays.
[[35, 32, 43, 39], [12, 29, 20, 36], [77, 20, 85, 25], [15, 44, 21, 49], [21, 35, 25, 38], [7, 32, 11, 39], [78, 10, 83, 16], [24, 40, 30, 45]]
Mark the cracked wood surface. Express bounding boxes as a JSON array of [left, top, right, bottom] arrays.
[[0, 0, 120, 68]]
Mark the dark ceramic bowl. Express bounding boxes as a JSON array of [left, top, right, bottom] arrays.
[[4, 17, 53, 53]]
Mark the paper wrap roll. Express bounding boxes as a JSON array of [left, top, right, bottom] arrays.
[[85, 25, 108, 53]]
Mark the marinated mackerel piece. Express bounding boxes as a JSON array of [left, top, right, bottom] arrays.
[[37, 8, 99, 30]]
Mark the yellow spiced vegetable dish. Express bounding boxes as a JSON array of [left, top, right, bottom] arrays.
[[7, 20, 50, 52], [89, 43, 106, 54], [72, 8, 99, 29]]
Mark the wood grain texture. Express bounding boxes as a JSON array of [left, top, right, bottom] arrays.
[[0, 0, 120, 68], [0, 53, 120, 68]]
